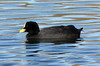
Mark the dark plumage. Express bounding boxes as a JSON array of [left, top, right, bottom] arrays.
[[20, 21, 83, 43]]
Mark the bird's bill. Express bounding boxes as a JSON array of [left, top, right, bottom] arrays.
[[19, 29, 26, 33]]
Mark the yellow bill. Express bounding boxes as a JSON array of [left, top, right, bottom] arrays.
[[19, 29, 26, 33]]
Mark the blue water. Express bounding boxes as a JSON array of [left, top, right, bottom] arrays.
[[0, 0, 100, 66]]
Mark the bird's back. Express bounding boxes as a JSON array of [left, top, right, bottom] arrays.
[[38, 25, 82, 39]]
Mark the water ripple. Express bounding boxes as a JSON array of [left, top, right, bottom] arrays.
[[0, 0, 100, 66]]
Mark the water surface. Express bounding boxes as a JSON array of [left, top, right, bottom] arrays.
[[0, 0, 100, 66]]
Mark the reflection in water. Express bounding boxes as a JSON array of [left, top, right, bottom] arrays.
[[25, 40, 81, 65], [25, 43, 40, 57]]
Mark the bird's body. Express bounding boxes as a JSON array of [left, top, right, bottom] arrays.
[[26, 25, 81, 39]]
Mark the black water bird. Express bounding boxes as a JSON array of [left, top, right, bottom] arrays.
[[20, 21, 83, 43]]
